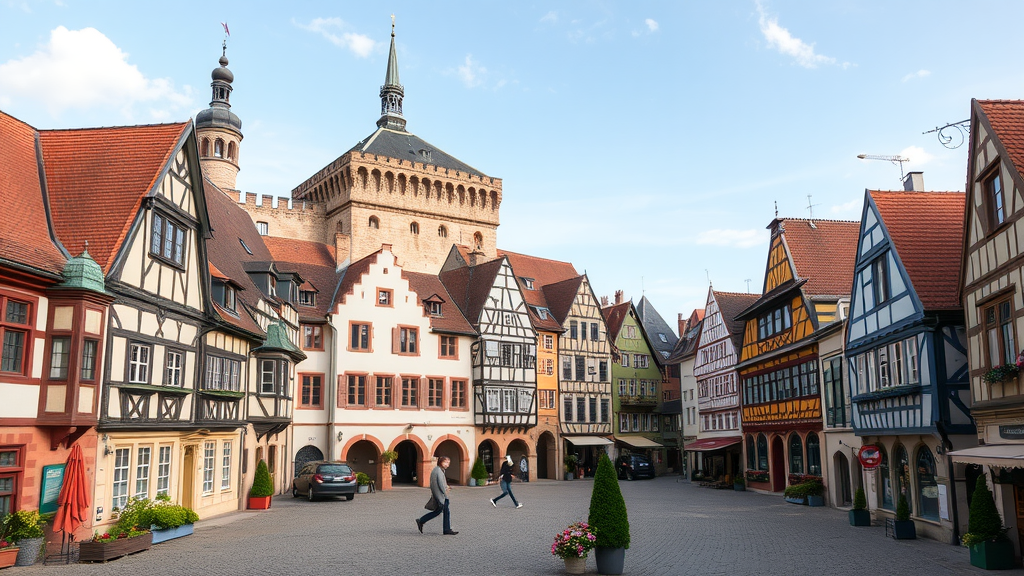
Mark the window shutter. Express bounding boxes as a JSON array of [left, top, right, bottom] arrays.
[[392, 327, 400, 354], [337, 374, 347, 408]]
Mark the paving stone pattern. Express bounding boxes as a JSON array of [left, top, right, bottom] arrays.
[[19, 477, 994, 575]]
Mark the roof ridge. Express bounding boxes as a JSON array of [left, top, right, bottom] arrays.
[[39, 121, 190, 133], [869, 189, 964, 195], [781, 217, 859, 224], [498, 249, 573, 267]]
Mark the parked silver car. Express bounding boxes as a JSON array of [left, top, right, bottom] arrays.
[[292, 461, 357, 501]]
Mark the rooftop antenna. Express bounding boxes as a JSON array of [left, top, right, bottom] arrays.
[[806, 194, 820, 229], [857, 153, 908, 181], [774, 201, 778, 219], [745, 278, 752, 293], [705, 269, 712, 287]]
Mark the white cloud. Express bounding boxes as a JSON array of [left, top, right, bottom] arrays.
[[645, 19, 659, 32], [0, 26, 192, 119], [899, 145, 934, 165], [901, 69, 930, 82], [756, 1, 837, 69], [295, 17, 377, 58], [830, 198, 862, 215], [457, 54, 485, 88], [540, 11, 558, 24], [695, 228, 767, 249]]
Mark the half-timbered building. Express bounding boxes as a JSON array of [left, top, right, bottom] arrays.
[[736, 218, 858, 494], [668, 310, 703, 478], [440, 249, 538, 480], [688, 289, 758, 483], [846, 183, 971, 541], [952, 99, 1024, 560]]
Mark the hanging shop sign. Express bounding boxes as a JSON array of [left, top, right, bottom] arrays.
[[858, 445, 882, 469]]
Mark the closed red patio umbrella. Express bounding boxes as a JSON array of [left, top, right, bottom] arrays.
[[51, 443, 88, 560]]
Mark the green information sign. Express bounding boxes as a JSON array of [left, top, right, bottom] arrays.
[[39, 464, 66, 515]]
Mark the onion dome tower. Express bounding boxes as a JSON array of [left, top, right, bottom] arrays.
[[196, 41, 243, 191]]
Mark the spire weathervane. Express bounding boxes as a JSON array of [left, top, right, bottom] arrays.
[[377, 17, 406, 131]]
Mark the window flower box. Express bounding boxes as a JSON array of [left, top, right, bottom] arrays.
[[151, 523, 194, 544], [982, 363, 1019, 385]]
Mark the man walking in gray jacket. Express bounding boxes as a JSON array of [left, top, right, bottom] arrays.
[[416, 456, 458, 535]]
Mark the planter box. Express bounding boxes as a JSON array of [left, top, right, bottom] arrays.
[[357, 485, 369, 494], [248, 495, 272, 510], [969, 539, 1015, 570], [733, 483, 746, 492], [849, 509, 871, 526], [151, 523, 194, 544], [807, 495, 825, 507], [565, 473, 574, 481], [79, 532, 153, 563], [784, 496, 807, 505], [892, 520, 916, 540], [0, 547, 18, 569], [468, 478, 477, 487], [595, 546, 626, 575]]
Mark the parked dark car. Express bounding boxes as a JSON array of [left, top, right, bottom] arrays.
[[292, 461, 357, 501], [616, 454, 655, 480]]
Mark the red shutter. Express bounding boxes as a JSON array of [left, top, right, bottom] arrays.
[[392, 327, 400, 354], [337, 374, 347, 408]]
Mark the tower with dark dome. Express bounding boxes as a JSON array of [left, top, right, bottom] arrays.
[[196, 42, 243, 191]]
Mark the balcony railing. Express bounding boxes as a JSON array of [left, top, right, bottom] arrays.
[[620, 395, 658, 407]]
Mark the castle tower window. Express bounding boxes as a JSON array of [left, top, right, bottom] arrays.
[[368, 216, 380, 229], [228, 141, 236, 161], [214, 139, 224, 158], [200, 138, 210, 157], [473, 232, 483, 249], [438, 225, 448, 238], [410, 222, 419, 235], [256, 221, 268, 236]]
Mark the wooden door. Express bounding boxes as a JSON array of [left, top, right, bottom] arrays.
[[1015, 484, 1024, 556], [181, 446, 195, 510]]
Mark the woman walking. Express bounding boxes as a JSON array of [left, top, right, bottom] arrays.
[[490, 455, 522, 509]]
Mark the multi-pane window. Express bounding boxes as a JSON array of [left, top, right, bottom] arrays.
[[164, 349, 183, 387], [575, 356, 585, 381], [348, 374, 366, 406], [350, 323, 370, 351], [543, 334, 554, 349], [561, 356, 572, 379], [563, 397, 573, 421], [538, 389, 555, 410], [631, 413, 640, 431], [987, 171, 1006, 227], [487, 388, 501, 412], [202, 441, 215, 494], [301, 374, 322, 407], [542, 358, 554, 375], [518, 389, 532, 413], [256, 221, 269, 235], [298, 290, 316, 307], [620, 353, 629, 367], [377, 289, 392, 307], [569, 321, 578, 339], [48, 337, 71, 379], [591, 323, 599, 341], [620, 413, 629, 432], [871, 256, 890, 306], [428, 378, 444, 408], [399, 327, 417, 354], [1, 297, 30, 375], [624, 326, 637, 338], [502, 389, 516, 413], [376, 376, 393, 407], [425, 301, 442, 316], [580, 322, 587, 340], [984, 298, 1016, 369], [451, 380, 466, 409], [757, 304, 792, 340], [302, 325, 323, 350], [157, 446, 171, 496], [204, 356, 242, 391], [135, 447, 151, 498], [150, 212, 186, 266], [619, 379, 627, 396], [112, 448, 130, 510], [260, 359, 284, 395], [634, 355, 649, 369], [576, 397, 586, 423], [401, 377, 418, 407], [128, 343, 151, 384], [588, 397, 597, 423], [221, 442, 232, 490], [440, 336, 457, 358], [599, 361, 607, 381]]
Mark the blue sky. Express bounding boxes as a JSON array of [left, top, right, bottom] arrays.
[[3, 1, 1022, 331]]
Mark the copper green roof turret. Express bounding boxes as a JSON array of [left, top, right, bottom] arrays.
[[56, 244, 107, 294], [252, 320, 306, 361], [377, 17, 406, 131]]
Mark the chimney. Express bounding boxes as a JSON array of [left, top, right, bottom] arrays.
[[468, 248, 484, 267], [600, 295, 609, 307], [678, 313, 686, 336], [334, 233, 350, 270], [614, 290, 623, 305], [903, 171, 924, 192]]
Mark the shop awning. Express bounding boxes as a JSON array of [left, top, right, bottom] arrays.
[[949, 444, 1024, 469], [683, 437, 742, 452], [565, 436, 613, 446], [615, 436, 663, 448]]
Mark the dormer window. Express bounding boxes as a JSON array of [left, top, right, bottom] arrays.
[[521, 277, 535, 290], [757, 304, 792, 340], [223, 285, 236, 311], [426, 301, 442, 316], [269, 276, 277, 298], [151, 212, 186, 267], [658, 333, 668, 343], [299, 290, 316, 307]]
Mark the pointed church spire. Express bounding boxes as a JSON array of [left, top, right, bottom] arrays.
[[377, 16, 406, 131]]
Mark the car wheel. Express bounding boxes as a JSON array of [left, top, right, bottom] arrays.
[[292, 485, 300, 498], [307, 487, 316, 502], [346, 494, 354, 501], [626, 470, 634, 481]]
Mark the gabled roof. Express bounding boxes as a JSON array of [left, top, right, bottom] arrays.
[[543, 275, 585, 325], [348, 127, 488, 178], [782, 218, 860, 297], [601, 301, 631, 342], [39, 122, 189, 272], [437, 256, 505, 328], [869, 190, 965, 311], [403, 270, 477, 336], [666, 313, 703, 364], [713, 290, 761, 351], [498, 249, 580, 332], [263, 236, 342, 321], [976, 100, 1024, 180], [333, 249, 376, 308], [636, 296, 678, 357], [0, 111, 65, 276]]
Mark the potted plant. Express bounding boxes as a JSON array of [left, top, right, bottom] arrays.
[[249, 459, 274, 509], [733, 474, 746, 492], [982, 363, 1020, 385], [551, 521, 597, 575], [564, 454, 580, 481], [849, 487, 870, 526], [588, 453, 629, 575], [806, 481, 825, 507], [471, 457, 488, 487], [0, 538, 17, 569], [79, 498, 153, 562], [146, 494, 199, 544], [962, 475, 1014, 570], [2, 509, 46, 566], [892, 493, 916, 539], [356, 472, 372, 493]]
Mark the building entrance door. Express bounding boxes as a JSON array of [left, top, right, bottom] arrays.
[[181, 446, 195, 510], [771, 436, 785, 492]]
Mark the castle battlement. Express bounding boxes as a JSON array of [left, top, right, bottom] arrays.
[[241, 191, 322, 215]]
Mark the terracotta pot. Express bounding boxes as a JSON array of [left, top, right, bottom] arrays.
[[0, 547, 19, 568]]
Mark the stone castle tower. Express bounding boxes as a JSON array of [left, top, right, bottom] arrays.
[[240, 24, 502, 273], [195, 42, 243, 191]]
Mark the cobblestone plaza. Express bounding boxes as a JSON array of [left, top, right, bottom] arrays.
[[17, 476, 992, 576]]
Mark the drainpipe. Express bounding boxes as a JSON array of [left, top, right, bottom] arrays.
[[326, 314, 338, 461]]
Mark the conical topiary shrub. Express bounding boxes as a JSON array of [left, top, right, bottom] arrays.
[[849, 486, 870, 526], [589, 453, 629, 574], [250, 459, 273, 498], [964, 475, 1008, 544], [853, 487, 867, 510], [895, 493, 910, 521], [471, 457, 488, 485]]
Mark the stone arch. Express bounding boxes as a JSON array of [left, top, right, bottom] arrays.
[[397, 173, 407, 195], [445, 182, 454, 204], [479, 190, 487, 209], [473, 232, 483, 249], [505, 438, 532, 482], [410, 176, 420, 197], [469, 188, 477, 206], [385, 171, 395, 193], [410, 221, 420, 235], [214, 138, 224, 158], [491, 190, 499, 209], [391, 434, 431, 487], [341, 434, 385, 484], [438, 225, 448, 238], [357, 166, 368, 190], [477, 438, 500, 478], [293, 444, 325, 476], [457, 185, 466, 205], [369, 215, 380, 229], [371, 169, 382, 193], [200, 137, 210, 157], [431, 434, 470, 485], [433, 181, 443, 201], [536, 431, 557, 480], [227, 141, 237, 161]]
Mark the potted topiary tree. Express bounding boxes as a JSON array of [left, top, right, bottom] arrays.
[[356, 472, 372, 494], [806, 481, 825, 507], [962, 474, 1014, 570], [849, 487, 870, 526], [588, 453, 629, 575], [733, 474, 746, 492], [892, 493, 916, 539], [564, 454, 580, 481], [471, 457, 488, 487], [248, 459, 274, 509]]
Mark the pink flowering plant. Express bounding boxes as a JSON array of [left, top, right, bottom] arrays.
[[551, 521, 597, 559]]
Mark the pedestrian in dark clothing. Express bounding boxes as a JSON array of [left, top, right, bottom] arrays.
[[416, 456, 458, 535], [489, 455, 522, 509]]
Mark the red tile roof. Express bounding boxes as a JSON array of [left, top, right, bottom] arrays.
[[263, 236, 343, 322], [0, 111, 65, 276], [263, 236, 337, 270], [334, 250, 377, 308], [712, 290, 761, 350], [782, 218, 860, 297], [437, 257, 506, 328], [543, 275, 584, 325], [499, 249, 580, 331], [403, 271, 476, 336], [870, 190, 965, 311], [39, 122, 188, 272], [977, 100, 1024, 180], [601, 301, 631, 341]]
